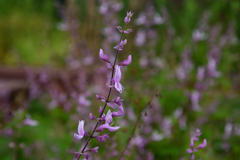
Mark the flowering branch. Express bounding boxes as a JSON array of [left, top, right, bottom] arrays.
[[186, 129, 207, 160], [74, 11, 134, 160], [118, 90, 160, 160]]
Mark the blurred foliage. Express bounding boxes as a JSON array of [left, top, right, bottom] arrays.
[[0, 0, 240, 160]]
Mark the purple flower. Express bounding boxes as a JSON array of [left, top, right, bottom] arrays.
[[196, 139, 207, 149], [97, 123, 120, 132], [89, 113, 96, 120], [112, 97, 124, 106], [114, 65, 123, 93], [99, 49, 112, 67], [83, 153, 90, 160], [107, 101, 116, 109], [195, 128, 202, 136], [96, 95, 105, 100], [116, 26, 132, 34], [74, 152, 81, 159], [197, 67, 205, 81], [105, 109, 113, 124], [99, 49, 110, 62], [99, 106, 103, 114], [97, 96, 118, 109], [22, 116, 38, 126], [74, 120, 85, 140], [78, 95, 91, 107], [123, 29, 132, 34], [114, 39, 127, 51], [124, 11, 134, 23], [91, 146, 99, 153], [116, 26, 123, 32], [186, 129, 207, 160], [119, 55, 132, 66], [190, 154, 195, 160], [97, 110, 120, 132], [97, 134, 110, 142], [207, 58, 221, 78], [190, 91, 201, 110], [112, 105, 124, 117]]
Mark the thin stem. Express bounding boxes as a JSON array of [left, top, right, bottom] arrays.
[[117, 90, 160, 160], [76, 24, 126, 160]]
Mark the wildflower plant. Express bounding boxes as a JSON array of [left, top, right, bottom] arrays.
[[74, 11, 133, 160], [186, 129, 207, 160]]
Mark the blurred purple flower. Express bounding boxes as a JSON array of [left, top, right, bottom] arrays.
[[89, 113, 96, 120], [23, 116, 38, 126], [186, 129, 207, 160], [197, 67, 205, 81], [135, 30, 146, 46], [97, 134, 110, 142], [90, 146, 99, 153], [114, 39, 127, 51], [116, 26, 132, 34], [207, 58, 221, 78], [124, 11, 134, 23], [99, 49, 112, 68]]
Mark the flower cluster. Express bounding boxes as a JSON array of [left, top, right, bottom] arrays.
[[74, 11, 133, 160], [186, 129, 207, 160]]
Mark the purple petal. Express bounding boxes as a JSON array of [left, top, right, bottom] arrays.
[[96, 95, 105, 100], [74, 133, 83, 140], [115, 82, 123, 93], [105, 110, 113, 124], [107, 125, 120, 132], [119, 55, 132, 66], [97, 124, 120, 132], [89, 113, 96, 120], [112, 105, 124, 117], [124, 17, 131, 23], [186, 148, 193, 153], [123, 29, 132, 34], [99, 106, 103, 114], [196, 139, 207, 149], [84, 153, 90, 160], [74, 152, 80, 158], [190, 154, 195, 160], [97, 134, 110, 142], [91, 146, 99, 153], [116, 26, 123, 33], [195, 128, 202, 137], [114, 65, 121, 83], [107, 102, 116, 109], [78, 120, 85, 136], [106, 62, 112, 68], [112, 97, 124, 106], [99, 49, 109, 62], [190, 138, 194, 148]]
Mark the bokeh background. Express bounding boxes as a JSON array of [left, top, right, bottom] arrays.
[[0, 0, 240, 159]]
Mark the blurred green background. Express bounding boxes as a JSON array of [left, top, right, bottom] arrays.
[[0, 0, 240, 159]]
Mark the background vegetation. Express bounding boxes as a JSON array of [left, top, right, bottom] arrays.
[[0, 0, 240, 159]]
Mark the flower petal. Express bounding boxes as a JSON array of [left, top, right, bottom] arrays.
[[78, 120, 85, 136], [115, 82, 123, 93], [74, 133, 83, 140], [105, 110, 113, 124]]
